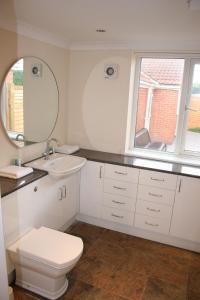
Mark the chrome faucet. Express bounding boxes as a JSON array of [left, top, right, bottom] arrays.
[[16, 133, 25, 141], [43, 138, 59, 160]]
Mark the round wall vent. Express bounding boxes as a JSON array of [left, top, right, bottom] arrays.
[[104, 64, 118, 79]]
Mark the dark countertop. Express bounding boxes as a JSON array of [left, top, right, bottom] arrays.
[[0, 169, 48, 198], [74, 148, 200, 179], [2, 148, 200, 198]]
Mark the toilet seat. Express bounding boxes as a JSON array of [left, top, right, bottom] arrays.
[[8, 227, 83, 269]]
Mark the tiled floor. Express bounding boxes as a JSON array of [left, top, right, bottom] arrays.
[[13, 221, 200, 300]]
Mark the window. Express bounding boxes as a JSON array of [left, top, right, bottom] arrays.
[[1, 59, 24, 135], [127, 54, 200, 161]]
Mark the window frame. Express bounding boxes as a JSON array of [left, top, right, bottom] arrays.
[[181, 59, 200, 155], [126, 52, 200, 166]]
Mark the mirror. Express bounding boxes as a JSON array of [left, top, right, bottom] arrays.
[[1, 57, 59, 147]]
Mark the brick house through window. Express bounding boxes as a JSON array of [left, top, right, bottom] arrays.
[[136, 59, 184, 146]]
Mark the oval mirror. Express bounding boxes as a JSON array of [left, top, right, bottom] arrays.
[[1, 57, 59, 147]]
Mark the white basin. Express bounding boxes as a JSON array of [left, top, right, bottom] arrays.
[[25, 153, 86, 178]]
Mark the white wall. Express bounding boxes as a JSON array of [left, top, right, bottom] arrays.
[[67, 50, 132, 154], [0, 192, 9, 300], [0, 28, 69, 167]]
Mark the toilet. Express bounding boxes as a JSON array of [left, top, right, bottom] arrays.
[[7, 226, 83, 300]]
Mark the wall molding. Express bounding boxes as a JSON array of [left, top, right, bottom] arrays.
[[0, 19, 69, 49], [1, 19, 200, 52]]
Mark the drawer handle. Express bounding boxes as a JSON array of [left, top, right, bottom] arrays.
[[58, 187, 63, 201], [112, 200, 125, 205], [178, 179, 182, 193], [113, 186, 127, 191], [150, 177, 164, 182], [62, 185, 66, 198], [111, 213, 124, 219], [149, 192, 162, 198], [114, 171, 128, 175], [99, 166, 103, 179], [145, 221, 159, 227], [147, 207, 160, 213]]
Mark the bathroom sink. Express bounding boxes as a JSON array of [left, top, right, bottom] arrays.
[[25, 153, 86, 178]]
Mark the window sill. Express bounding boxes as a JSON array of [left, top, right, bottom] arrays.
[[125, 148, 200, 168]]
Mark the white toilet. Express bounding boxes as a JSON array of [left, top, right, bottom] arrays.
[[7, 226, 83, 300]]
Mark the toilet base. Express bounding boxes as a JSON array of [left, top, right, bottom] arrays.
[[15, 265, 68, 300]]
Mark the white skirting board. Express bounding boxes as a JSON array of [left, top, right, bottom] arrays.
[[59, 216, 77, 233], [76, 213, 200, 253]]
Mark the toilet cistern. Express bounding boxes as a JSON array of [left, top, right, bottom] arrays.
[[7, 227, 83, 299]]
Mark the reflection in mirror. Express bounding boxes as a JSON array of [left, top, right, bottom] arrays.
[[1, 57, 59, 147]]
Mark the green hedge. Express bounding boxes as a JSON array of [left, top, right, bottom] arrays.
[[13, 70, 23, 86], [188, 127, 200, 133]]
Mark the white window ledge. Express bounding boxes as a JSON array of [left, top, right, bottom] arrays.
[[125, 148, 200, 168]]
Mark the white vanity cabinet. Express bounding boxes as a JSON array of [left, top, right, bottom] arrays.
[[134, 170, 177, 234], [170, 176, 200, 243], [2, 173, 80, 248], [102, 164, 139, 225], [79, 158, 200, 252], [80, 161, 104, 218], [79, 161, 139, 225], [41, 173, 80, 230]]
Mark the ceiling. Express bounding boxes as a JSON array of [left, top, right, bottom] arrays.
[[1, 0, 200, 49]]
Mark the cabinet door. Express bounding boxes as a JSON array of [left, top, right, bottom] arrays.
[[80, 161, 104, 218], [41, 174, 80, 230], [170, 176, 200, 243], [61, 172, 80, 222], [2, 177, 48, 246]]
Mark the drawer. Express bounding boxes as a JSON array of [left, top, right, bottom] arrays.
[[103, 193, 136, 211], [139, 170, 177, 190], [105, 164, 139, 183], [102, 206, 134, 225], [136, 200, 172, 219], [137, 185, 175, 205], [104, 178, 138, 198], [134, 214, 170, 234]]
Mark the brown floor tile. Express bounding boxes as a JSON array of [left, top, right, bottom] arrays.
[[63, 279, 128, 300], [120, 249, 157, 276], [99, 228, 130, 244], [119, 234, 160, 253], [67, 222, 105, 240], [152, 253, 190, 286], [188, 265, 200, 300], [187, 291, 200, 300], [12, 222, 195, 300], [120, 235, 191, 260], [190, 252, 200, 268], [142, 277, 187, 300], [149, 242, 192, 259], [85, 238, 129, 266], [66, 222, 106, 256], [105, 268, 146, 300], [70, 255, 147, 299], [13, 285, 43, 300], [69, 256, 116, 289]]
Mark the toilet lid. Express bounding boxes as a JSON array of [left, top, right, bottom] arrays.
[[15, 227, 83, 269]]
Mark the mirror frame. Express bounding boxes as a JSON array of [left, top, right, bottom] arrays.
[[0, 56, 59, 148]]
